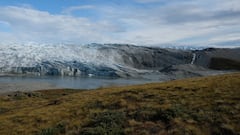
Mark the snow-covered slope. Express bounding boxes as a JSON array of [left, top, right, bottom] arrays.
[[0, 43, 127, 77], [0, 43, 122, 68]]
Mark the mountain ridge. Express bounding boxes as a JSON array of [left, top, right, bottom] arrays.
[[0, 43, 239, 79]]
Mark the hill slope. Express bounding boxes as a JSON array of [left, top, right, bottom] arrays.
[[0, 73, 240, 135], [209, 57, 240, 70]]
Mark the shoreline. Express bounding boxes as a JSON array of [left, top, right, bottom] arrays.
[[0, 82, 61, 94], [0, 72, 238, 95]]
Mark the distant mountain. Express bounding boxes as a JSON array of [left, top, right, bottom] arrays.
[[0, 43, 239, 78]]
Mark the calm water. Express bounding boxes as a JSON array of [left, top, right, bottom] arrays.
[[0, 75, 162, 90]]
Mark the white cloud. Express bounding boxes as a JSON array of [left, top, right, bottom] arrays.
[[0, 6, 121, 44], [0, 0, 240, 47], [209, 33, 240, 43]]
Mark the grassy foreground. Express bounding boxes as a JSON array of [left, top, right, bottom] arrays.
[[0, 73, 240, 135]]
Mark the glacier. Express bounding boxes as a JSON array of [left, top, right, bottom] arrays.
[[0, 43, 194, 77], [0, 43, 124, 77], [2, 43, 236, 78], [0, 43, 157, 77]]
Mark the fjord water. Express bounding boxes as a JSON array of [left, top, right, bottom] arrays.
[[0, 75, 161, 93]]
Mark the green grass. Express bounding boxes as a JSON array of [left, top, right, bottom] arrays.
[[0, 73, 240, 135]]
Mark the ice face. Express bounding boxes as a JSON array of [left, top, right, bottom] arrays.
[[0, 43, 124, 69]]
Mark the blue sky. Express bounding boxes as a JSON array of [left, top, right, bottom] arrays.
[[0, 0, 240, 47]]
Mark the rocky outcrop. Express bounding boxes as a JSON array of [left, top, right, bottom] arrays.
[[106, 44, 193, 70], [192, 48, 240, 68]]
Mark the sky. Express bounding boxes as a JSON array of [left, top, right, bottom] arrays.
[[0, 0, 240, 47]]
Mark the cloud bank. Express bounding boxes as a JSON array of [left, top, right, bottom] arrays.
[[0, 0, 239, 47]]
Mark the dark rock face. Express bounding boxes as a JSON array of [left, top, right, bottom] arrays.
[[102, 44, 193, 70], [209, 57, 240, 70], [193, 48, 240, 68]]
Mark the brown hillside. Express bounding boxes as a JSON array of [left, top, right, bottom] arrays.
[[0, 73, 240, 135]]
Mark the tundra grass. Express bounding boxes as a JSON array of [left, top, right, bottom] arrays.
[[0, 73, 239, 135]]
